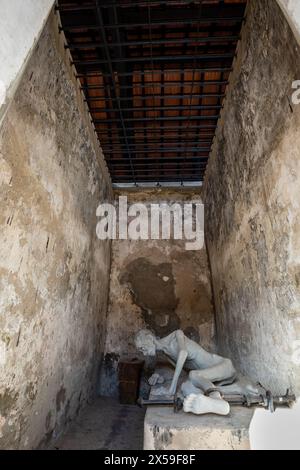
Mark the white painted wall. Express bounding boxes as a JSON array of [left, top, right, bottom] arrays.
[[0, 0, 54, 123], [277, 0, 300, 46], [250, 401, 300, 450]]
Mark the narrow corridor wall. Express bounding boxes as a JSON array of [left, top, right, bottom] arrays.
[[203, 0, 300, 395], [0, 11, 112, 449]]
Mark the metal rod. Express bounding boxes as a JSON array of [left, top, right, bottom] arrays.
[[110, 170, 206, 175], [94, 115, 219, 123], [67, 36, 240, 50], [101, 144, 212, 150], [102, 141, 212, 152], [101, 140, 212, 148], [90, 105, 222, 113], [56, 1, 244, 11], [72, 53, 234, 65], [112, 173, 205, 178], [112, 180, 204, 184], [60, 17, 244, 32], [81, 81, 228, 91], [84, 94, 225, 102], [108, 160, 208, 165], [113, 171, 205, 179], [102, 147, 210, 154], [96, 125, 217, 132], [103, 135, 213, 141], [100, 138, 214, 144], [108, 164, 207, 169], [106, 156, 208, 162], [64, 26, 241, 40], [109, 161, 207, 167], [76, 67, 232, 78], [112, 181, 202, 188]]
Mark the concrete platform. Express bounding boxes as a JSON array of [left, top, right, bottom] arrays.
[[143, 367, 254, 450], [144, 405, 254, 450]]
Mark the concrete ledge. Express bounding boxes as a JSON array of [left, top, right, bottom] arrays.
[[143, 366, 254, 450], [144, 405, 254, 450]]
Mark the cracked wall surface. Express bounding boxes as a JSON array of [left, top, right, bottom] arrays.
[[203, 0, 300, 395], [0, 12, 112, 449], [100, 189, 215, 397]]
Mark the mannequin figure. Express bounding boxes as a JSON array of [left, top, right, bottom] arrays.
[[135, 329, 248, 416]]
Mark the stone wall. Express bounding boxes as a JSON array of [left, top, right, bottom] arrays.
[[0, 12, 112, 449], [203, 0, 300, 395], [100, 189, 215, 397]]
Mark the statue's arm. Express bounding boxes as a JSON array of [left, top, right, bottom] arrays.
[[168, 330, 188, 395]]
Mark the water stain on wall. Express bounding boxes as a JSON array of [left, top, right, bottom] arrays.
[[121, 258, 180, 337]]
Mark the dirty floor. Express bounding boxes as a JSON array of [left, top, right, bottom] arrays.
[[52, 397, 145, 450]]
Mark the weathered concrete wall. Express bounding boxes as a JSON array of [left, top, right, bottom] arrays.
[[203, 0, 300, 395], [0, 0, 55, 124], [100, 189, 215, 397], [0, 12, 112, 449]]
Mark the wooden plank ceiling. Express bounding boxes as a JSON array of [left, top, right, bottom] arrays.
[[57, 0, 247, 186]]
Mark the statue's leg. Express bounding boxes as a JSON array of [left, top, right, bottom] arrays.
[[181, 380, 203, 397], [182, 360, 235, 416], [182, 374, 230, 416], [219, 376, 262, 396], [189, 358, 236, 386]]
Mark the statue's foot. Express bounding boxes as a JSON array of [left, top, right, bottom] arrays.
[[183, 393, 230, 416]]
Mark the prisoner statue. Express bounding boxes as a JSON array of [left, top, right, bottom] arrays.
[[135, 329, 259, 416]]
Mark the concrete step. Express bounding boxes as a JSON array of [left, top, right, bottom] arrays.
[[144, 403, 254, 450]]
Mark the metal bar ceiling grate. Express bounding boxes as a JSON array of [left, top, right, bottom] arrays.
[[57, 0, 247, 186]]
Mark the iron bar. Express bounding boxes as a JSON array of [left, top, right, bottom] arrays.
[[96, 125, 217, 132], [106, 156, 208, 163], [72, 53, 234, 65], [57, 1, 245, 11], [101, 140, 212, 148], [108, 164, 207, 169], [102, 147, 210, 154], [76, 67, 232, 78], [94, 115, 219, 123], [90, 105, 222, 113], [101, 134, 214, 143], [60, 18, 244, 32], [81, 81, 229, 90], [112, 171, 205, 179], [85, 95, 225, 102], [66, 36, 240, 50], [110, 170, 205, 175], [64, 26, 242, 39], [110, 173, 205, 179]]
